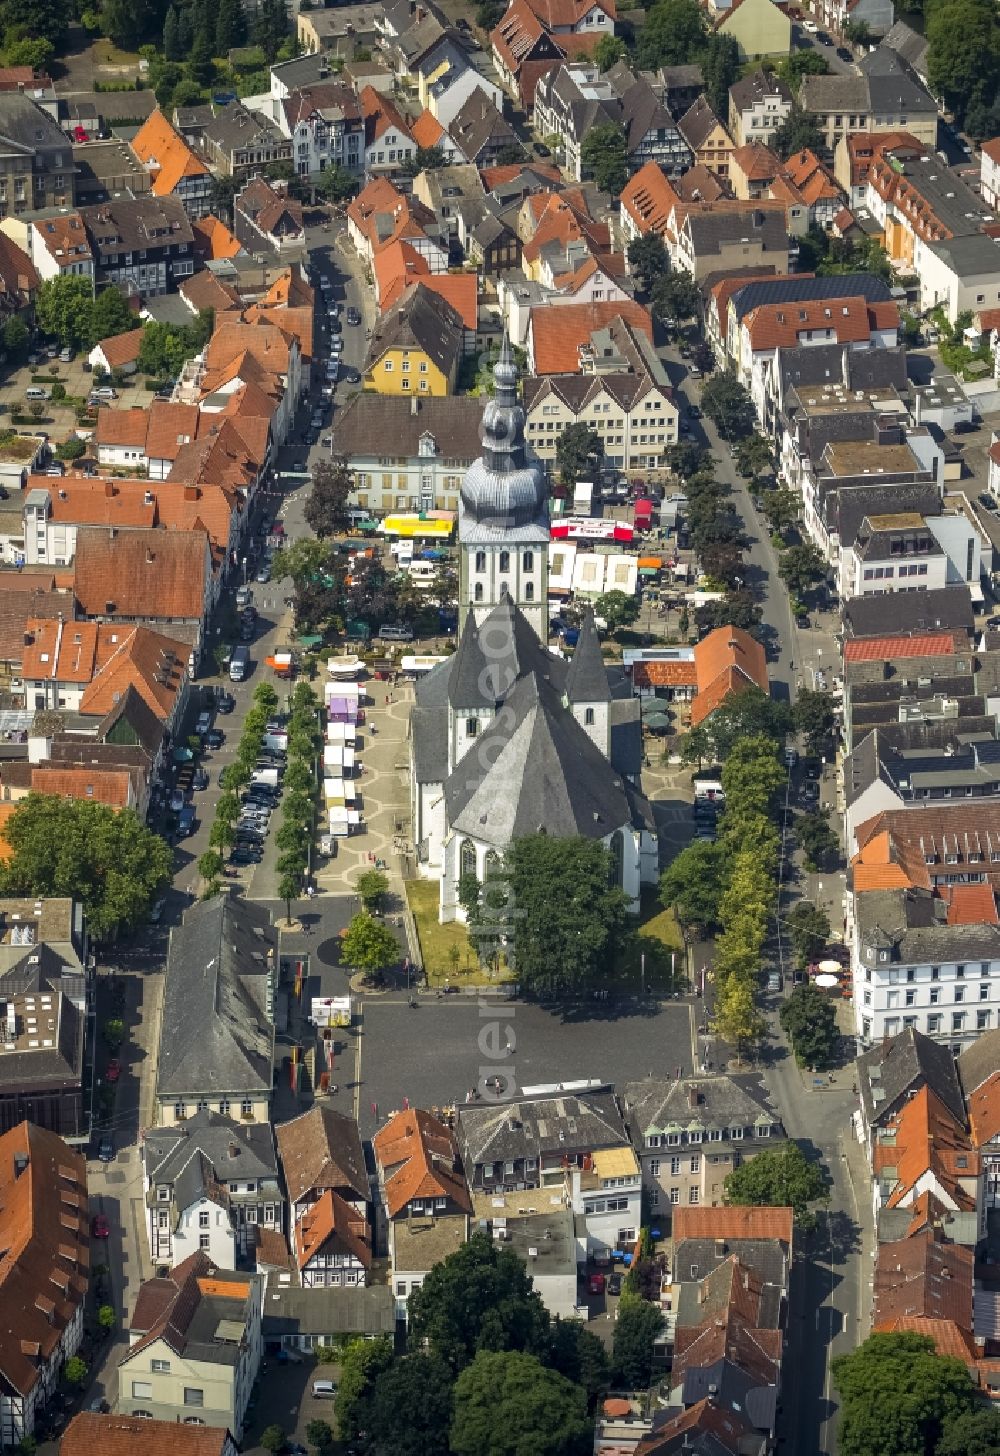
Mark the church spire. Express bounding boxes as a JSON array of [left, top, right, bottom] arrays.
[[566, 609, 612, 705]]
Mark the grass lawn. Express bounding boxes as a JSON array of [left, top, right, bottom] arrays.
[[92, 39, 141, 67], [405, 879, 513, 987], [616, 888, 686, 994]]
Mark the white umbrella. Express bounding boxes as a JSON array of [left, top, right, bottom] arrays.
[[815, 973, 840, 989], [817, 958, 842, 974]]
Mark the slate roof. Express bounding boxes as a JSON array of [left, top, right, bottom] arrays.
[[335, 392, 482, 460], [367, 281, 465, 379], [677, 95, 728, 153], [448, 90, 518, 163], [275, 1104, 367, 1206], [882, 21, 929, 76], [622, 1074, 780, 1139], [729, 68, 792, 112], [261, 1283, 396, 1339], [957, 1026, 1000, 1098], [730, 271, 891, 322], [155, 896, 276, 1101], [684, 205, 787, 259], [144, 1110, 278, 1203], [859, 46, 937, 114], [843, 585, 975, 639], [457, 1087, 628, 1168], [565, 609, 612, 704], [857, 1025, 966, 1131]]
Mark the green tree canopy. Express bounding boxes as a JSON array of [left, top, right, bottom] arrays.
[[556, 421, 604, 487], [408, 1231, 550, 1372], [593, 33, 627, 69], [503, 834, 631, 998], [832, 1332, 979, 1456], [760, 488, 799, 536], [580, 122, 629, 195], [780, 981, 839, 1069], [333, 1336, 395, 1443], [341, 912, 399, 976], [612, 1295, 663, 1387], [634, 0, 707, 68], [366, 1353, 454, 1456], [659, 840, 726, 935], [546, 1320, 610, 1410], [594, 589, 639, 633], [450, 1350, 592, 1456], [700, 372, 756, 439], [724, 1142, 827, 1228], [304, 455, 353, 538], [770, 106, 826, 161], [650, 270, 700, 326], [778, 542, 826, 595], [35, 276, 96, 351], [0, 795, 172, 940], [785, 900, 830, 968], [626, 233, 670, 293], [794, 808, 840, 871], [935, 1405, 1000, 1456], [776, 48, 829, 85], [356, 868, 389, 913], [702, 32, 741, 116], [791, 688, 837, 755], [926, 0, 1000, 131]]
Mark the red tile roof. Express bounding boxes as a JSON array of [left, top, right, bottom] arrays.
[[631, 660, 698, 688], [191, 214, 243, 262], [690, 626, 768, 726], [671, 1206, 794, 1244], [944, 883, 999, 925], [94, 329, 143, 369], [619, 162, 680, 236], [743, 295, 898, 350], [875, 1086, 979, 1211], [410, 110, 445, 149], [132, 109, 209, 196], [520, 0, 616, 26], [373, 1107, 472, 1218], [873, 1231, 974, 1328], [843, 632, 960, 662], [297, 1188, 371, 1272], [31, 764, 136, 807], [360, 85, 412, 147], [61, 1414, 234, 1456], [967, 1069, 1000, 1150], [529, 300, 652, 374], [73, 526, 208, 621]]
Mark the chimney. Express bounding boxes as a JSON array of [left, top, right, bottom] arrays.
[[104, 481, 114, 497]]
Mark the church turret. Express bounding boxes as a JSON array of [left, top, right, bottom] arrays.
[[458, 335, 548, 637], [565, 609, 611, 756]]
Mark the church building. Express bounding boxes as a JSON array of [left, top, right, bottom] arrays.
[[409, 340, 659, 923]]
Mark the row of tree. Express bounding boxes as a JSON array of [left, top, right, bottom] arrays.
[[276, 681, 321, 921], [198, 680, 285, 889]]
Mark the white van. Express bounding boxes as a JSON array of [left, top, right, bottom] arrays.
[[312, 1379, 336, 1399], [378, 623, 414, 642], [25, 386, 48, 401]]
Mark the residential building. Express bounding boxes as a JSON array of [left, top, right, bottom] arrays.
[[61, 1415, 238, 1456], [120, 1252, 263, 1440], [520, 0, 617, 33], [363, 281, 466, 396], [816, 0, 895, 39], [0, 929, 87, 1139], [870, 1084, 979, 1215], [154, 897, 277, 1128], [800, 49, 938, 150], [533, 62, 688, 184], [0, 1123, 88, 1449], [881, 20, 929, 83], [28, 213, 93, 284], [335, 392, 483, 515], [728, 68, 793, 147], [713, 0, 792, 60], [920, 233, 1000, 324], [502, 1211, 581, 1319], [675, 202, 788, 283], [842, 505, 983, 602], [373, 1107, 471, 1317], [201, 105, 292, 181], [959, 1029, 1000, 1220], [447, 91, 519, 168], [87, 328, 142, 376], [0, 93, 75, 218], [276, 81, 364, 178], [981, 137, 1000, 211], [72, 525, 214, 653], [361, 86, 416, 176], [853, 883, 1000, 1049], [676, 96, 734, 181], [79, 195, 196, 296], [525, 297, 652, 374], [144, 1111, 282, 1269], [234, 178, 304, 257], [863, 136, 996, 277], [275, 1104, 368, 1256], [621, 1075, 786, 1218], [456, 1084, 642, 1255], [130, 109, 213, 220], [522, 315, 679, 474], [855, 1024, 967, 1159], [490, 0, 566, 112], [844, 729, 1000, 853], [297, 2, 382, 58], [346, 175, 446, 273]]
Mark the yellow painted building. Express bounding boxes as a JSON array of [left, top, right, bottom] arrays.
[[716, 0, 792, 60], [362, 280, 464, 397]]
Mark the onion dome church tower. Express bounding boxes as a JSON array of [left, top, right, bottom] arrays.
[[458, 336, 548, 638]]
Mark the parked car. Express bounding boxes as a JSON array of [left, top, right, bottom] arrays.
[[206, 728, 225, 749], [216, 691, 235, 714], [98, 1134, 115, 1163], [90, 1214, 110, 1239], [607, 1272, 622, 1296], [169, 788, 186, 812], [257, 564, 271, 583], [588, 1272, 605, 1295], [149, 897, 166, 924], [346, 306, 361, 325], [836, 44, 852, 60], [331, 335, 344, 355]]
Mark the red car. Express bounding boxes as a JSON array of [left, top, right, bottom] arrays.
[[104, 1059, 121, 1084], [588, 1272, 606, 1295], [91, 1213, 110, 1239]]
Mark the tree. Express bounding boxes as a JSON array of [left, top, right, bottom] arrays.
[[315, 163, 359, 202], [702, 32, 741, 116], [794, 809, 840, 872], [163, 4, 182, 58], [770, 106, 826, 161], [277, 870, 301, 927], [35, 276, 95, 351], [926, 0, 1000, 131], [761, 488, 798, 536], [832, 1332, 978, 1456], [792, 688, 836, 755], [503, 834, 631, 998], [63, 1356, 87, 1386], [778, 542, 825, 595], [304, 455, 353, 538], [408, 1232, 550, 1371], [5, 36, 55, 68], [304, 1418, 334, 1451], [356, 868, 389, 913], [341, 912, 398, 977], [785, 900, 830, 968], [0, 795, 172, 940], [721, 733, 786, 819], [547, 1320, 610, 1409], [451, 1350, 592, 1456], [634, 0, 706, 68], [1, 316, 28, 358], [843, 17, 869, 43], [556, 421, 603, 486], [593, 32, 627, 69], [335, 1336, 395, 1442], [627, 233, 669, 293], [198, 850, 225, 886], [91, 288, 136, 343], [594, 589, 639, 633], [580, 122, 629, 196], [733, 432, 773, 480], [713, 972, 766, 1057], [667, 440, 710, 480], [260, 1426, 287, 1454], [725, 1142, 827, 1228], [98, 1304, 116, 1331], [700, 372, 755, 439], [650, 270, 700, 326], [659, 840, 726, 935], [777, 48, 829, 86], [55, 436, 86, 462], [367, 1353, 454, 1456], [612, 1295, 663, 1387], [936, 1405, 1000, 1456], [780, 982, 839, 1069], [216, 0, 247, 53]]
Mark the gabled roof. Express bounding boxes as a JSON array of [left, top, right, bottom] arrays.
[[875, 1085, 978, 1210], [297, 1188, 371, 1271], [367, 280, 465, 378], [520, 0, 616, 24], [729, 67, 793, 113], [957, 1026, 1000, 1098], [191, 214, 243, 262], [529, 299, 652, 373], [61, 1414, 234, 1456], [690, 626, 768, 726], [93, 328, 143, 369], [73, 526, 208, 621], [410, 109, 446, 149], [373, 1107, 472, 1218], [873, 1229, 973, 1327], [276, 1104, 367, 1206], [0, 1122, 89, 1398], [131, 108, 209, 196], [677, 95, 731, 154], [671, 1206, 794, 1244], [360, 84, 413, 147]]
